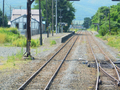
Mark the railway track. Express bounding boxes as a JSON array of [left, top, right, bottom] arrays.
[[86, 31, 120, 90], [18, 32, 81, 90]]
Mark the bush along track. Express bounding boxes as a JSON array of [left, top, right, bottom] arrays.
[[0, 47, 31, 70], [0, 27, 40, 47], [96, 34, 120, 51]]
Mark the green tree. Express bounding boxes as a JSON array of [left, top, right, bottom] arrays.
[[33, 0, 75, 32], [0, 9, 8, 27], [91, 4, 120, 35], [83, 17, 91, 29]]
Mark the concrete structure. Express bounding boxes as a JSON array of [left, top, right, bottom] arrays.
[[10, 9, 45, 36]]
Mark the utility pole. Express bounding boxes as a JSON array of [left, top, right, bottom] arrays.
[[3, 0, 4, 27], [39, 0, 42, 45], [20, 6, 22, 9], [52, 0, 54, 36], [59, 9, 63, 33], [10, 5, 11, 19], [109, 7, 111, 35], [46, 0, 49, 37], [24, 0, 34, 58], [55, 0, 57, 34]]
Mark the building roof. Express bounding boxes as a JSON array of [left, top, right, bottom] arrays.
[[11, 9, 40, 21]]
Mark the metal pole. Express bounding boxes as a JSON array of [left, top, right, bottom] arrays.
[[10, 5, 11, 19], [39, 0, 42, 45], [109, 7, 111, 35], [56, 0, 57, 34], [59, 9, 63, 33], [52, 0, 53, 35], [3, 0, 4, 27], [46, 0, 49, 37], [26, 0, 31, 57]]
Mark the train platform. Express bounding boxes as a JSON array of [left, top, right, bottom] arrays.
[[32, 32, 74, 44]]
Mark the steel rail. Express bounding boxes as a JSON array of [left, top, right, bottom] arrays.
[[99, 64, 118, 83], [116, 66, 120, 72], [18, 32, 78, 90], [88, 31, 120, 84], [44, 32, 80, 90], [86, 31, 100, 90]]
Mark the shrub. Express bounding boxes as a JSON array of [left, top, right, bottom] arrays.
[[31, 39, 40, 47], [0, 27, 40, 47], [50, 40, 56, 45], [12, 38, 26, 47], [0, 33, 6, 43], [7, 27, 20, 35]]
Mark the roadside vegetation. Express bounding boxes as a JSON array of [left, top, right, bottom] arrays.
[[0, 27, 40, 47], [96, 34, 120, 51], [83, 3, 120, 51], [50, 40, 56, 46], [0, 48, 30, 70]]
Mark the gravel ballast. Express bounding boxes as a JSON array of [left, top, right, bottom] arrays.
[[0, 31, 120, 90]]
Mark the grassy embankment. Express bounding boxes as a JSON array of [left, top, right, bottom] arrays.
[[88, 28, 120, 51], [96, 34, 120, 51], [0, 47, 27, 70], [0, 27, 40, 47], [0, 27, 58, 70], [0, 27, 40, 70]]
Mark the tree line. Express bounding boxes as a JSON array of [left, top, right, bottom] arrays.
[[83, 3, 120, 36]]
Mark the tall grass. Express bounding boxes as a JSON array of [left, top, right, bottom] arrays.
[[0, 27, 20, 43], [0, 33, 6, 43], [50, 40, 56, 45], [96, 34, 120, 50], [0, 47, 29, 70], [87, 28, 96, 31], [0, 27, 40, 47]]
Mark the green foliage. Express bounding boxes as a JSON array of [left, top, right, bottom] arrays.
[[83, 17, 91, 29], [74, 29, 79, 32], [99, 23, 109, 36], [50, 40, 56, 45], [0, 27, 20, 43], [90, 4, 120, 36], [12, 38, 26, 47], [31, 39, 40, 47], [0, 27, 39, 47], [0, 33, 6, 43], [95, 34, 102, 38], [0, 48, 29, 70], [96, 34, 120, 50], [0, 9, 8, 27]]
